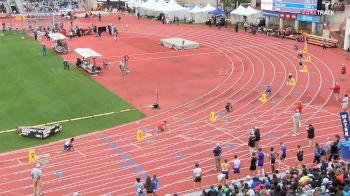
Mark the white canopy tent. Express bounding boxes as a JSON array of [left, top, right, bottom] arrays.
[[127, 0, 142, 8], [202, 4, 216, 12], [246, 6, 260, 16], [189, 5, 202, 13], [189, 5, 207, 23], [161, 0, 188, 19], [138, 0, 157, 16], [230, 5, 247, 16]]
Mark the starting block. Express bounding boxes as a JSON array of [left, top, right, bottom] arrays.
[[136, 129, 144, 141], [300, 65, 309, 73], [306, 55, 311, 62], [209, 112, 217, 123], [259, 93, 268, 103], [303, 47, 307, 53], [28, 149, 38, 163]]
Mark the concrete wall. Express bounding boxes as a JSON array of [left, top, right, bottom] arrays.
[[344, 18, 350, 50]]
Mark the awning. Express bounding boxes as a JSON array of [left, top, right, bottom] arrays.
[[48, 33, 68, 41], [74, 48, 102, 58]]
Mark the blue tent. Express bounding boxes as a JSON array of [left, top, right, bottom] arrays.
[[208, 8, 225, 15]]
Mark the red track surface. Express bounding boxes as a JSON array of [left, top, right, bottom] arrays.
[[0, 14, 349, 195]]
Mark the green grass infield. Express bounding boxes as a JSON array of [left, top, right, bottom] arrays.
[[0, 31, 144, 153]]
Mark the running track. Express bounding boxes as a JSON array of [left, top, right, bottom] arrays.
[[0, 15, 348, 195]]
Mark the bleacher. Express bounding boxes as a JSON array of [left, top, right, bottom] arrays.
[[304, 33, 338, 48]]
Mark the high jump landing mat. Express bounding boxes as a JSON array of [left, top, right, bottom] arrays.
[[160, 38, 200, 50]]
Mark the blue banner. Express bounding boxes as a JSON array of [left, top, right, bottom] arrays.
[[296, 15, 319, 23], [340, 112, 350, 139], [262, 11, 279, 17]]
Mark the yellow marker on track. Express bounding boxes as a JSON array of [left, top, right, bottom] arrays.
[[28, 149, 37, 163], [209, 112, 217, 123], [136, 129, 144, 141]]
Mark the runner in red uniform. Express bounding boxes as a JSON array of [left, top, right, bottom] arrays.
[[331, 83, 341, 102], [341, 64, 346, 81], [157, 121, 167, 132], [293, 101, 303, 114]]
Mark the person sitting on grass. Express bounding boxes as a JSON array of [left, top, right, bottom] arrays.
[[64, 138, 75, 151], [157, 121, 167, 132]]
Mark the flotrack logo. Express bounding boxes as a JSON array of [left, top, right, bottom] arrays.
[[300, 10, 335, 16]]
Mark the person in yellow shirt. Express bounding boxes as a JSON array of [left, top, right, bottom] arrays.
[[221, 159, 230, 184]]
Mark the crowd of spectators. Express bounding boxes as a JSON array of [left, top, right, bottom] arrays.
[[23, 0, 80, 13], [200, 158, 350, 195], [0, 2, 6, 13]]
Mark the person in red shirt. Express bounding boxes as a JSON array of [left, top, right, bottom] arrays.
[[293, 101, 303, 114], [331, 83, 341, 102], [157, 121, 167, 132], [341, 64, 346, 81]]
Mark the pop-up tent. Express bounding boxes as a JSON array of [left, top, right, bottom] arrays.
[[202, 4, 216, 12], [208, 8, 224, 15], [161, 0, 188, 19], [246, 6, 260, 16], [189, 5, 207, 23], [230, 5, 247, 16]]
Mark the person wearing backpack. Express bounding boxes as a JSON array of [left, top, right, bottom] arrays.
[[254, 126, 261, 148]]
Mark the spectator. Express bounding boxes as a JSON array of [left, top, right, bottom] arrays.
[[207, 185, 218, 196]]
